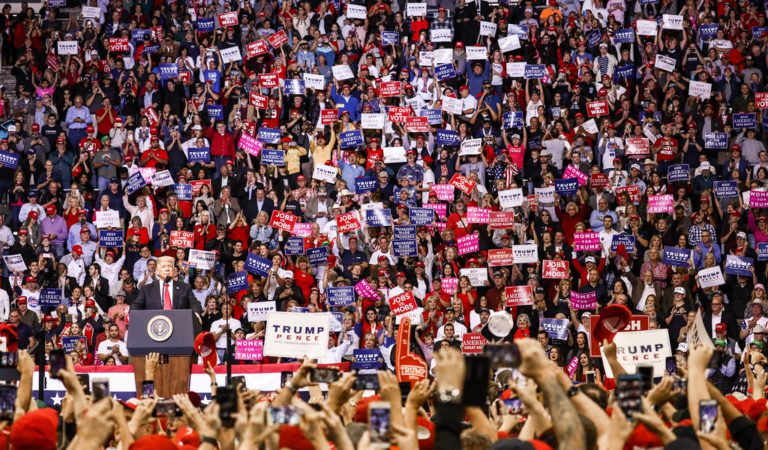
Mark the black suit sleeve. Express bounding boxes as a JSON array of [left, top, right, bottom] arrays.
[[132, 286, 147, 310]]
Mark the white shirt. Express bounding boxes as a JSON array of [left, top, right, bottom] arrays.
[[598, 228, 618, 257], [436, 320, 468, 341], [96, 339, 129, 365], [0, 289, 8, 322], [210, 317, 242, 348], [636, 283, 656, 313], [67, 258, 86, 285]]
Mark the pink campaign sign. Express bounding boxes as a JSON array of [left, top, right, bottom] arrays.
[[234, 340, 264, 360], [562, 165, 588, 186], [442, 277, 458, 294], [751, 190, 768, 207], [647, 194, 674, 214], [292, 223, 312, 237], [573, 232, 601, 251], [423, 203, 447, 218], [239, 133, 264, 157], [355, 279, 379, 300], [457, 234, 479, 255], [431, 184, 454, 201], [466, 206, 490, 224], [569, 291, 597, 310]]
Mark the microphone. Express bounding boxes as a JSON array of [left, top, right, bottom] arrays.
[[164, 276, 172, 283]]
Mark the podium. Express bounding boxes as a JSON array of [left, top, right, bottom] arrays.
[[127, 310, 201, 398]]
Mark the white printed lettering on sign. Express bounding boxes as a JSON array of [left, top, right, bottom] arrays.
[[441, 96, 464, 115], [459, 138, 482, 156]]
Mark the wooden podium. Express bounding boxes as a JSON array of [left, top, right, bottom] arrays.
[[126, 310, 201, 398]]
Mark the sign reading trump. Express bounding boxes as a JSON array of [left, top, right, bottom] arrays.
[[264, 311, 330, 359]]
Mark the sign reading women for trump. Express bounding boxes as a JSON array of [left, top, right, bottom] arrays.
[[570, 291, 597, 310], [573, 232, 601, 251], [457, 234, 479, 255], [647, 194, 674, 213], [264, 312, 330, 359]]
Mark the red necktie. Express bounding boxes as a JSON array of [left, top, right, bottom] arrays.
[[163, 283, 172, 310]]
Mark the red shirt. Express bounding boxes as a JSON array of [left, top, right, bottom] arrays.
[[207, 129, 235, 158], [96, 107, 116, 136], [193, 224, 217, 250], [141, 147, 169, 169]]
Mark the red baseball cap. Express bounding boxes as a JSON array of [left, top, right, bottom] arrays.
[[86, 125, 95, 133], [72, 245, 83, 255], [194, 332, 218, 368]]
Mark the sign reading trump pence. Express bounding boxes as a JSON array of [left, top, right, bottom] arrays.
[[264, 311, 330, 359]]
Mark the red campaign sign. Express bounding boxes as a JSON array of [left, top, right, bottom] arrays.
[[505, 285, 533, 307], [190, 179, 211, 196], [449, 173, 476, 195], [589, 315, 649, 357], [616, 185, 642, 204], [259, 73, 279, 89], [542, 260, 570, 279], [267, 30, 289, 48], [625, 138, 650, 158], [269, 210, 297, 233], [489, 211, 516, 230], [590, 173, 611, 190], [586, 100, 609, 117], [321, 109, 338, 125], [461, 333, 488, 354], [170, 230, 194, 248], [143, 107, 159, 126], [757, 92, 768, 109], [218, 11, 238, 27], [389, 292, 418, 316], [337, 211, 361, 233], [380, 81, 401, 98], [488, 248, 514, 267], [151, 26, 164, 42], [388, 106, 412, 123], [249, 92, 268, 109], [246, 40, 270, 59], [396, 317, 428, 383], [178, 71, 192, 85], [405, 116, 430, 133], [108, 38, 130, 53], [527, 194, 538, 212]]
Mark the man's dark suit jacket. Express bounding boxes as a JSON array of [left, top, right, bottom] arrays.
[[132, 280, 203, 315]]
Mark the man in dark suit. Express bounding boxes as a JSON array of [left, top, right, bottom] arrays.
[[84, 264, 112, 313], [703, 292, 739, 343], [132, 256, 203, 314]]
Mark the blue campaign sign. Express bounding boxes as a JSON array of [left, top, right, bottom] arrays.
[[172, 184, 193, 201], [725, 255, 754, 276], [244, 253, 273, 276], [759, 243, 768, 261], [339, 130, 364, 149], [158, 63, 178, 80], [541, 318, 569, 340], [142, 45, 158, 54], [610, 234, 636, 252], [524, 64, 547, 79], [754, 27, 768, 40], [704, 133, 728, 149], [700, 24, 719, 39], [125, 171, 147, 195], [409, 207, 434, 225], [196, 18, 215, 31], [0, 150, 19, 170], [640, 0, 658, 4], [393, 225, 417, 257], [207, 105, 224, 120], [733, 113, 757, 129], [366, 209, 392, 226], [638, 111, 662, 123], [226, 271, 249, 294], [587, 29, 601, 48], [382, 31, 399, 45], [420, 109, 442, 125], [508, 24, 528, 39], [258, 127, 280, 144], [435, 64, 456, 81], [48, 0, 66, 6], [131, 29, 152, 42], [99, 230, 124, 247], [355, 176, 377, 194], [667, 164, 690, 182], [662, 246, 692, 267], [62, 336, 84, 354], [307, 246, 328, 266], [555, 178, 578, 195], [613, 28, 635, 44], [502, 111, 524, 128], [284, 236, 305, 256], [713, 181, 739, 198], [39, 288, 62, 307], [614, 65, 634, 80], [436, 129, 459, 146], [261, 149, 285, 166], [285, 79, 306, 96], [187, 147, 211, 163], [353, 349, 384, 370], [327, 286, 356, 307]]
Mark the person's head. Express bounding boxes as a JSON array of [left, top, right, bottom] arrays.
[[157, 256, 176, 280], [108, 323, 120, 339]]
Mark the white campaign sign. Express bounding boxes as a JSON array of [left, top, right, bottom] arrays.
[[466, 46, 488, 61], [95, 210, 121, 228], [313, 164, 338, 183], [601, 329, 672, 378], [151, 170, 175, 187], [189, 249, 216, 270], [419, 51, 434, 67], [512, 244, 538, 264], [479, 21, 498, 37], [459, 138, 482, 156], [220, 47, 242, 64], [655, 55, 676, 72], [698, 266, 725, 288], [662, 14, 684, 30], [331, 64, 354, 81], [441, 96, 464, 115], [498, 35, 521, 53], [498, 189, 525, 208], [81, 5, 100, 19], [636, 19, 658, 36], [264, 311, 330, 359], [383, 146, 406, 164], [361, 113, 386, 130], [247, 301, 276, 322], [459, 268, 488, 287], [534, 186, 556, 204], [407, 2, 427, 17], [346, 4, 367, 19], [57, 41, 79, 55], [3, 255, 27, 273], [581, 119, 599, 134], [433, 48, 454, 65], [303, 73, 325, 90], [431, 29, 453, 43], [688, 81, 712, 99], [506, 62, 526, 78]]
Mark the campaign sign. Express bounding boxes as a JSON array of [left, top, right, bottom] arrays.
[[504, 285, 533, 307], [698, 266, 725, 288], [613, 28, 635, 43], [382, 31, 399, 45], [751, 190, 768, 207], [754, 27, 768, 40], [247, 301, 277, 322], [189, 250, 215, 270], [172, 184, 192, 201], [195, 18, 215, 31], [39, 288, 62, 307], [307, 246, 328, 266], [226, 271, 249, 294], [435, 64, 456, 81], [292, 223, 312, 237], [62, 336, 85, 354], [757, 92, 768, 109], [759, 243, 768, 261], [713, 181, 739, 199], [611, 234, 636, 252], [353, 349, 383, 371], [590, 173, 611, 190], [3, 255, 26, 273], [462, 333, 488, 354], [170, 230, 194, 248], [573, 232, 601, 251], [99, 230, 123, 248], [354, 176, 377, 194], [355, 279, 380, 300], [662, 246, 691, 267], [125, 171, 147, 195], [389, 291, 418, 316], [409, 207, 434, 225], [404, 116, 430, 133], [267, 30, 289, 48], [570, 291, 597, 310], [647, 194, 674, 214], [625, 138, 650, 157], [366, 209, 392, 227], [339, 130, 364, 149], [614, 65, 634, 80], [264, 311, 330, 359], [587, 100, 609, 117], [733, 113, 757, 129], [449, 173, 476, 195], [421, 109, 442, 125], [704, 133, 728, 149], [590, 315, 650, 356], [284, 237, 305, 256], [337, 211, 361, 233], [388, 106, 412, 123], [269, 210, 297, 233], [489, 211, 516, 230], [512, 244, 538, 264], [327, 287, 355, 307], [562, 165, 589, 186], [187, 147, 210, 163], [108, 38, 130, 53], [700, 23, 719, 39], [258, 127, 280, 144], [667, 164, 690, 182], [235, 340, 264, 361], [502, 111, 524, 129], [394, 225, 417, 257], [284, 79, 305, 96], [466, 206, 490, 224], [0, 150, 19, 170], [555, 178, 578, 195], [217, 11, 238, 27], [541, 318, 570, 340], [725, 255, 754, 277], [457, 234, 479, 255], [259, 73, 279, 88], [487, 249, 514, 267], [432, 130, 459, 148], [246, 40, 270, 58], [261, 149, 285, 166], [542, 260, 570, 279], [158, 63, 178, 81], [442, 277, 458, 295], [244, 253, 273, 276], [524, 64, 547, 79], [601, 329, 672, 378]]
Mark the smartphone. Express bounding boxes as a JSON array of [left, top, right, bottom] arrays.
[[616, 374, 643, 420], [636, 365, 654, 395], [503, 397, 523, 414], [142, 380, 155, 398], [0, 352, 17, 367], [665, 356, 677, 376], [159, 354, 170, 365], [77, 374, 90, 394], [50, 349, 66, 379], [0, 385, 16, 421], [152, 399, 181, 417], [354, 373, 380, 391], [230, 376, 246, 392], [463, 355, 491, 407], [267, 406, 302, 425], [586, 371, 596, 383], [708, 351, 722, 369], [91, 378, 110, 402], [280, 371, 293, 387], [699, 400, 718, 433], [674, 376, 688, 392], [217, 386, 237, 428], [368, 401, 391, 448], [483, 344, 520, 369], [309, 367, 341, 384]]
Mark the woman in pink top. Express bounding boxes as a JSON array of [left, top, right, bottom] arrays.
[[107, 291, 130, 339]]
